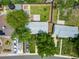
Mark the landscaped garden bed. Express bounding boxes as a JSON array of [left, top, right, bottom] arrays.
[[30, 4, 51, 22]]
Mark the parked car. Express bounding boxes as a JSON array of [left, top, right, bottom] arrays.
[[26, 42, 29, 53], [13, 40, 18, 53]]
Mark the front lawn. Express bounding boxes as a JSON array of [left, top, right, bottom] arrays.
[[29, 35, 36, 53], [55, 39, 60, 54], [30, 4, 51, 22], [61, 39, 78, 57], [29, 41, 35, 53]]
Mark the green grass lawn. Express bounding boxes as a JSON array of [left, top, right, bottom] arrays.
[[29, 35, 36, 53], [61, 39, 78, 57], [53, 9, 58, 23], [29, 41, 35, 53], [30, 4, 50, 22], [58, 8, 79, 26], [65, 9, 79, 26], [55, 40, 60, 54]]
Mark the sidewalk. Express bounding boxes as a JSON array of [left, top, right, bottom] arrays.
[[54, 55, 77, 59], [0, 53, 38, 57]]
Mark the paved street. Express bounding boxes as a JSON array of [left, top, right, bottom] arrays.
[[0, 55, 70, 59]]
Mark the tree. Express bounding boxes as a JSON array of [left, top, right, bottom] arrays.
[[21, 0, 44, 3], [0, 0, 10, 5], [10, 0, 44, 4], [12, 27, 31, 42], [36, 31, 55, 57], [6, 10, 29, 29], [12, 27, 31, 53]]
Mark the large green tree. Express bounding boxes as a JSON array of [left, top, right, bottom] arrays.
[[5, 0, 44, 4], [12, 27, 31, 42], [24, 0, 44, 3], [0, 0, 10, 5], [36, 31, 55, 57], [6, 10, 29, 29], [12, 27, 31, 53]]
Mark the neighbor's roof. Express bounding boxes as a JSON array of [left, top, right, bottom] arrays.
[[53, 25, 78, 38], [26, 22, 48, 34]]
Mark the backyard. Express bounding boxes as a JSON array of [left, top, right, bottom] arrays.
[[65, 9, 79, 26], [30, 4, 51, 22], [54, 0, 79, 26], [59, 8, 79, 26]]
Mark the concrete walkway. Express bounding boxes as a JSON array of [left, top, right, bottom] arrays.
[[59, 39, 62, 55]]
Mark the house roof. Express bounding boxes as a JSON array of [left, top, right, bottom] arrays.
[[53, 25, 78, 38], [26, 22, 48, 34]]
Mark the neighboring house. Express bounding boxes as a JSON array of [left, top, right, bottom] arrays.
[[53, 24, 79, 38], [0, 15, 14, 54], [26, 22, 48, 34]]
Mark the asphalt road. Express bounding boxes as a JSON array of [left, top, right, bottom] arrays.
[[0, 55, 70, 59]]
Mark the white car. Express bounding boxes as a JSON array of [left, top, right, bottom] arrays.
[[13, 40, 18, 53]]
